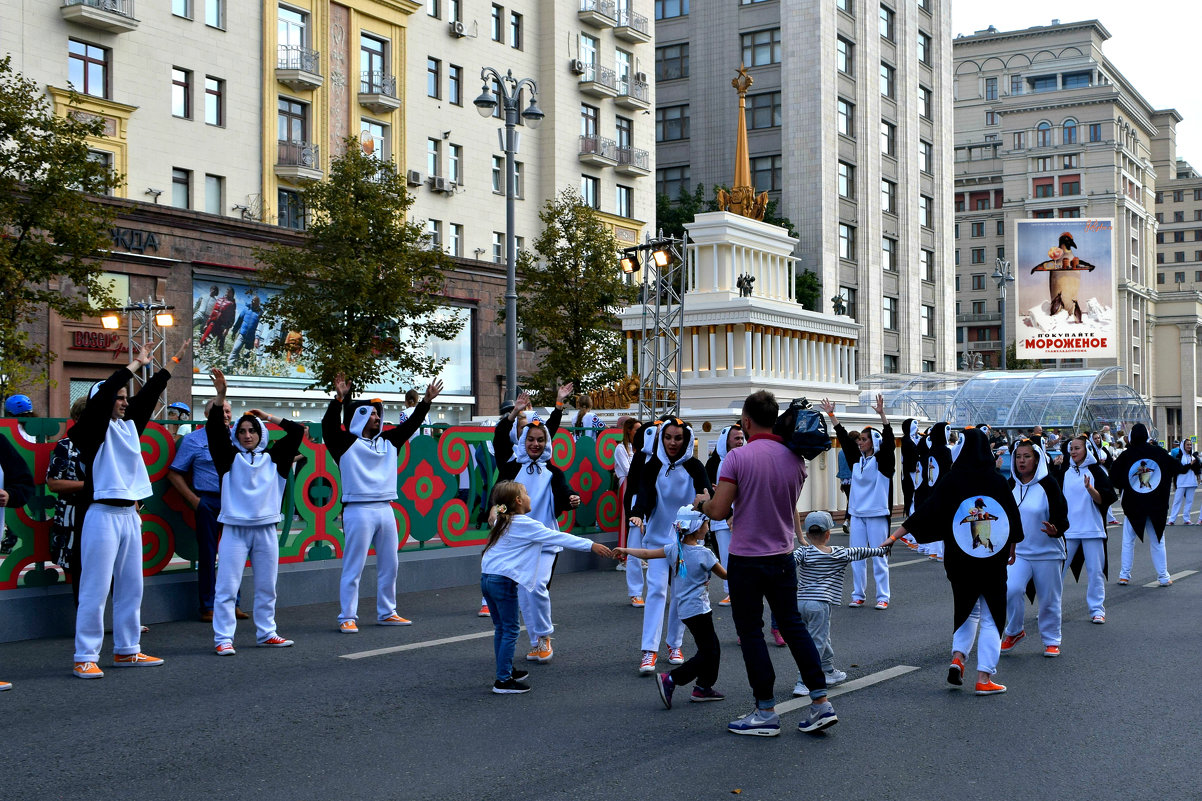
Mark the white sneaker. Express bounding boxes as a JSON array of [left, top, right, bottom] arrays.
[[792, 679, 809, 697], [824, 669, 848, 685]]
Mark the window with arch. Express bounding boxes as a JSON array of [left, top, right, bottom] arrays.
[[1036, 121, 1052, 147], [1062, 118, 1077, 145]]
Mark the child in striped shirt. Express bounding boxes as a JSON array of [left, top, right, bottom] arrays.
[[791, 510, 892, 697]]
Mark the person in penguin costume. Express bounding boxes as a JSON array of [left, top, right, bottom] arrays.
[[323, 374, 443, 633], [886, 427, 1023, 695], [629, 417, 713, 675], [705, 423, 745, 607], [1000, 438, 1069, 658], [493, 391, 581, 664], [1167, 438, 1200, 525], [900, 419, 922, 516], [1053, 434, 1117, 624], [917, 422, 953, 560], [206, 369, 306, 654], [620, 421, 658, 606], [820, 394, 894, 608], [1110, 423, 1181, 587]]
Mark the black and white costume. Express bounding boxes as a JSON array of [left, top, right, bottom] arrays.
[[622, 423, 656, 601], [1111, 424, 1179, 585], [1167, 440, 1200, 525], [833, 421, 894, 605], [1055, 440, 1117, 621]]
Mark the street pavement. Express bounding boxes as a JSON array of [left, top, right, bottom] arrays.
[[3, 520, 1201, 801]]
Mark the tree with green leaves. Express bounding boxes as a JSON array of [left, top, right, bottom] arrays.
[[254, 138, 462, 394], [795, 270, 821, 311], [0, 55, 119, 394], [514, 189, 637, 400]]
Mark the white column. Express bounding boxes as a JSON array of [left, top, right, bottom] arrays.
[[823, 341, 833, 383], [782, 331, 792, 377], [742, 327, 752, 377], [690, 328, 700, 378], [773, 330, 782, 377], [725, 326, 735, 376], [849, 347, 857, 384], [792, 335, 801, 379], [626, 333, 633, 375]]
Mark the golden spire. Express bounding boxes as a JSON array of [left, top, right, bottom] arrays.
[[717, 65, 769, 221]]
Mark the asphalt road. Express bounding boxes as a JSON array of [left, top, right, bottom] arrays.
[[4, 522, 1201, 801]]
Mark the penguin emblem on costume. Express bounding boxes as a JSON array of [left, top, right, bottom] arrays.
[[952, 496, 1010, 558], [1030, 231, 1097, 317], [1129, 459, 1160, 493]]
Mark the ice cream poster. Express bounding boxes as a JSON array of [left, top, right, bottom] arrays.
[[1014, 218, 1115, 359]]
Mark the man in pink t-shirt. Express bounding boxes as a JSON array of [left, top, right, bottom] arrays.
[[695, 390, 837, 737]]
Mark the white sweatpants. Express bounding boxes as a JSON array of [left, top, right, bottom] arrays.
[[849, 515, 890, 603], [518, 547, 557, 645], [1063, 538, 1106, 618], [624, 524, 647, 598], [338, 502, 400, 623], [1119, 519, 1169, 583], [952, 597, 1000, 675], [1169, 486, 1196, 524], [714, 526, 732, 594], [213, 523, 280, 645], [74, 504, 144, 662], [1004, 557, 1063, 646], [640, 554, 684, 652]]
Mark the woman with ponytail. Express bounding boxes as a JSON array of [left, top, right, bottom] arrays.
[[480, 481, 612, 694]]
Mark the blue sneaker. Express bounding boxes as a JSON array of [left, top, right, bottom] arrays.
[[798, 701, 838, 733], [727, 708, 781, 736], [657, 672, 675, 709]]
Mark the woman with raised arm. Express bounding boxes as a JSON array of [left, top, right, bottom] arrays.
[[1054, 435, 1117, 624]]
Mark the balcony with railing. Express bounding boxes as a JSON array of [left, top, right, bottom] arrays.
[[60, 0, 139, 32], [276, 45, 323, 90], [579, 64, 618, 98], [578, 135, 617, 166], [615, 78, 649, 110], [615, 8, 651, 42], [578, 0, 616, 28], [614, 146, 650, 176], [358, 71, 400, 113], [275, 140, 322, 182]]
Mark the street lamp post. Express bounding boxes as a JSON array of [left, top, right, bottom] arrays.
[[474, 68, 544, 404], [993, 258, 1015, 370]]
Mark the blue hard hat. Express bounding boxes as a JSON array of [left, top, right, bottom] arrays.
[[4, 395, 32, 415], [168, 402, 192, 415]]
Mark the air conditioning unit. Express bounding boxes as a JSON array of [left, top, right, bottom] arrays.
[[569, 59, 586, 75], [449, 20, 467, 37], [406, 169, 422, 186], [635, 71, 648, 83], [430, 176, 454, 193]]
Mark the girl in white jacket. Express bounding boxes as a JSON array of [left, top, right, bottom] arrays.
[[480, 481, 612, 693], [1168, 439, 1200, 524]]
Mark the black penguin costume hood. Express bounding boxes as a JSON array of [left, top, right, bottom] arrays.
[[1056, 435, 1117, 582], [900, 418, 921, 514], [1110, 423, 1180, 543]]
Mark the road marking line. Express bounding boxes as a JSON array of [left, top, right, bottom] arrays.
[[890, 557, 934, 568], [1142, 569, 1197, 588], [774, 664, 919, 715], [340, 626, 526, 660]]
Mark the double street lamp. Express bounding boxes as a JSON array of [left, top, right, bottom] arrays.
[[474, 68, 544, 404], [993, 258, 1015, 370]]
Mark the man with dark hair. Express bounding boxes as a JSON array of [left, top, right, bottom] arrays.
[[694, 390, 838, 737]]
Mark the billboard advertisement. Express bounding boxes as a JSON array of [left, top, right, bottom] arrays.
[[1014, 218, 1116, 360], [190, 275, 472, 395]]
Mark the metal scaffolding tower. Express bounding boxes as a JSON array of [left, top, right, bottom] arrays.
[[621, 233, 687, 421]]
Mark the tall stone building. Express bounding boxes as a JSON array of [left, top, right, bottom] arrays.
[[654, 0, 957, 377]]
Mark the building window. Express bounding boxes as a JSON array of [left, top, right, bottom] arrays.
[[491, 4, 503, 42], [68, 40, 108, 99], [616, 184, 633, 218], [1034, 178, 1054, 198], [919, 85, 932, 119], [172, 168, 191, 209], [204, 77, 224, 126], [883, 354, 899, 373], [879, 62, 895, 98], [883, 296, 898, 330], [1033, 210, 1054, 218], [449, 223, 463, 257], [1088, 122, 1102, 142], [360, 35, 386, 92], [655, 0, 688, 20], [655, 44, 689, 81], [880, 181, 899, 215], [921, 305, 934, 337], [510, 11, 522, 49], [278, 6, 308, 53], [278, 189, 305, 230], [882, 237, 897, 270], [837, 37, 853, 75], [427, 58, 440, 98], [492, 232, 503, 263], [171, 68, 192, 119], [360, 119, 387, 160], [427, 0, 439, 17], [879, 4, 894, 40], [918, 31, 932, 65], [173, 0, 192, 19], [971, 248, 985, 264], [1029, 75, 1056, 94], [1059, 208, 1080, 218], [985, 76, 997, 100], [426, 219, 442, 249], [278, 97, 307, 142], [86, 150, 114, 195], [581, 174, 600, 209], [880, 121, 896, 156], [616, 116, 633, 148], [427, 138, 440, 177], [1010, 75, 1023, 96], [1063, 118, 1077, 144], [746, 92, 782, 130], [972, 300, 985, 314], [204, 174, 223, 215], [448, 64, 462, 105], [1063, 153, 1079, 169], [513, 161, 524, 197], [971, 221, 984, 237], [919, 195, 932, 227], [750, 155, 782, 191], [971, 274, 985, 291], [1013, 131, 1027, 149], [1174, 190, 1184, 202], [655, 105, 689, 142], [920, 249, 934, 281], [741, 29, 781, 67], [997, 220, 1005, 236], [1176, 271, 1186, 283], [838, 223, 856, 261], [1034, 156, 1053, 171], [615, 49, 632, 93], [836, 0, 852, 12], [1063, 71, 1090, 89], [840, 286, 857, 319], [920, 140, 933, 174], [657, 165, 690, 199], [206, 0, 224, 27], [581, 103, 599, 137], [491, 157, 503, 193], [448, 144, 462, 184], [838, 161, 855, 199], [1061, 180, 1080, 196], [997, 246, 1005, 259], [1036, 121, 1052, 147], [837, 98, 854, 138], [1176, 253, 1186, 264]]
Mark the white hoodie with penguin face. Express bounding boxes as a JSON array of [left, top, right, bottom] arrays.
[[849, 428, 890, 518], [644, 421, 698, 547], [338, 401, 400, 503], [218, 416, 287, 526], [511, 420, 557, 530]]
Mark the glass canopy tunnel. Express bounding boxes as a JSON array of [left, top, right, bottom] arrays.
[[855, 368, 1153, 438]]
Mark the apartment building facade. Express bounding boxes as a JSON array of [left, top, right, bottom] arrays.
[[654, 0, 957, 377]]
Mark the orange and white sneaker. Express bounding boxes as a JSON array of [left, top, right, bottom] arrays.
[[668, 647, 684, 665], [718, 595, 732, 607], [215, 643, 236, 656], [1043, 645, 1061, 658], [947, 656, 965, 686], [1000, 630, 1025, 652], [112, 652, 163, 668], [639, 650, 657, 675], [1090, 615, 1106, 625], [1117, 577, 1130, 586], [527, 636, 553, 663], [73, 661, 104, 679], [975, 679, 1007, 695], [339, 620, 359, 633], [630, 596, 645, 608], [258, 635, 294, 647], [478, 604, 491, 617], [0, 679, 10, 691], [378, 613, 412, 626]]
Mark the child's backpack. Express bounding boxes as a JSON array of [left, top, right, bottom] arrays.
[[773, 397, 831, 460]]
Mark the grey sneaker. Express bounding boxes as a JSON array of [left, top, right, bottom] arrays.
[[798, 701, 838, 733], [792, 678, 809, 697], [727, 708, 781, 736], [825, 669, 848, 685]]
